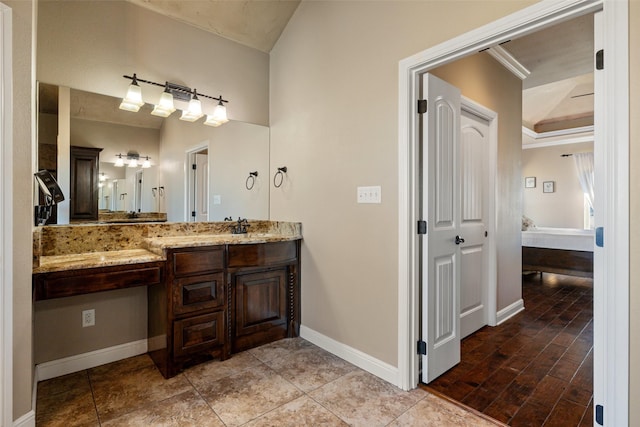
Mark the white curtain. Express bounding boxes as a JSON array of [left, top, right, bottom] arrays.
[[573, 152, 594, 210]]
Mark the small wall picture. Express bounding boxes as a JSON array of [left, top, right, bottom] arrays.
[[524, 177, 536, 188], [543, 181, 555, 193]]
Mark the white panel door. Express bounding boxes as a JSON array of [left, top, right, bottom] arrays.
[[459, 108, 490, 338], [195, 153, 209, 222], [421, 73, 461, 383]]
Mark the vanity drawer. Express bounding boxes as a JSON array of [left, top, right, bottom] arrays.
[[228, 241, 297, 268], [172, 273, 225, 315], [172, 247, 224, 277], [34, 264, 162, 300], [173, 311, 225, 357]]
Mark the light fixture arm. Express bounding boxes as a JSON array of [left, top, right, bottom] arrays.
[[122, 74, 229, 104]]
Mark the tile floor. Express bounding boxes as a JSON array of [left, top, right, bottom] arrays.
[[426, 273, 593, 426], [36, 338, 503, 427]]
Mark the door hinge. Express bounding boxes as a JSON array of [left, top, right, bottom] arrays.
[[417, 340, 427, 355], [596, 49, 604, 70], [417, 99, 427, 114], [595, 404, 604, 425], [595, 227, 604, 247], [191, 211, 196, 217], [417, 220, 427, 235], [192, 163, 197, 170]]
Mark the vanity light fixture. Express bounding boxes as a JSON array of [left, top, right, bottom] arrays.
[[204, 98, 229, 127], [114, 152, 151, 168], [180, 89, 204, 122], [119, 74, 229, 125], [118, 74, 145, 112], [151, 82, 177, 117], [114, 154, 125, 167]]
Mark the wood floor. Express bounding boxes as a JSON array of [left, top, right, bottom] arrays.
[[424, 273, 593, 426]]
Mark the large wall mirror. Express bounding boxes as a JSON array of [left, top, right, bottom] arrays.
[[37, 82, 270, 224]]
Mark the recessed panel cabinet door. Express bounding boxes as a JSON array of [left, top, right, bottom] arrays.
[[70, 146, 102, 220], [234, 269, 287, 338]]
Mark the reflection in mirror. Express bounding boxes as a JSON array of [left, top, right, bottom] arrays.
[[37, 83, 270, 224]]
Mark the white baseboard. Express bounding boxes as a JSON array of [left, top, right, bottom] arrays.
[[13, 410, 35, 427], [496, 299, 524, 325], [299, 325, 399, 387], [36, 339, 148, 382]]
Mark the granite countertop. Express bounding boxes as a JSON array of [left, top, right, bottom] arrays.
[[34, 249, 165, 274], [33, 221, 302, 274]]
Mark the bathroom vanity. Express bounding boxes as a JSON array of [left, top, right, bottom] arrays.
[[32, 221, 301, 378]]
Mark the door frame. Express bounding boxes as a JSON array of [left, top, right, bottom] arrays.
[[0, 3, 11, 424], [460, 96, 498, 330], [397, 1, 628, 426]]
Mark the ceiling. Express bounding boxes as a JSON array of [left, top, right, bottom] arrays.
[[500, 13, 595, 133], [126, 0, 301, 53], [45, 2, 594, 134]]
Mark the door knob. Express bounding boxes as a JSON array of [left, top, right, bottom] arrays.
[[455, 235, 465, 245]]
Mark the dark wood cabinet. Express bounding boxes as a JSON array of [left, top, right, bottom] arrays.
[[33, 262, 163, 301], [149, 246, 228, 378], [148, 240, 300, 378], [228, 241, 300, 353], [70, 146, 102, 221]]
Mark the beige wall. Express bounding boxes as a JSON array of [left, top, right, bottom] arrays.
[[430, 53, 523, 312], [522, 142, 593, 229], [5, 0, 35, 420], [34, 288, 147, 363], [269, 0, 535, 366], [37, 0, 269, 126], [629, 0, 639, 424]]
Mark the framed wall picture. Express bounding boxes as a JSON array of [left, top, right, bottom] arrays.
[[543, 181, 555, 193], [525, 177, 536, 188]]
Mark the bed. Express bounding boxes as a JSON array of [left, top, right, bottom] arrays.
[[522, 227, 594, 278]]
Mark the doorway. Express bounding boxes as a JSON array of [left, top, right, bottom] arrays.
[[185, 145, 209, 222], [398, 1, 629, 426]]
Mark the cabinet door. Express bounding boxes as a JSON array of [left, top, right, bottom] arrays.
[[70, 146, 102, 220], [234, 269, 287, 338]]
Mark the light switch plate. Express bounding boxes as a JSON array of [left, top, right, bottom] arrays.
[[357, 186, 382, 204], [213, 195, 221, 205]]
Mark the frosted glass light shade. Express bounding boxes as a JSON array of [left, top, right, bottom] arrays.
[[142, 157, 151, 168], [151, 92, 176, 117], [114, 156, 125, 167], [128, 157, 138, 168], [119, 84, 144, 112], [204, 115, 222, 127], [180, 98, 204, 122], [212, 103, 229, 124]]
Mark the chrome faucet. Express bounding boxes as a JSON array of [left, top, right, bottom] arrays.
[[230, 217, 250, 234]]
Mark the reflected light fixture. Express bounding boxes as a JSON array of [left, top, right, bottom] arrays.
[[118, 73, 145, 112], [120, 74, 229, 125], [114, 151, 151, 168], [151, 82, 177, 117]]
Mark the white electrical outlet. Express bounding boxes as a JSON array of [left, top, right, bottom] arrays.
[[82, 309, 95, 327], [213, 195, 221, 205], [357, 186, 382, 204]]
